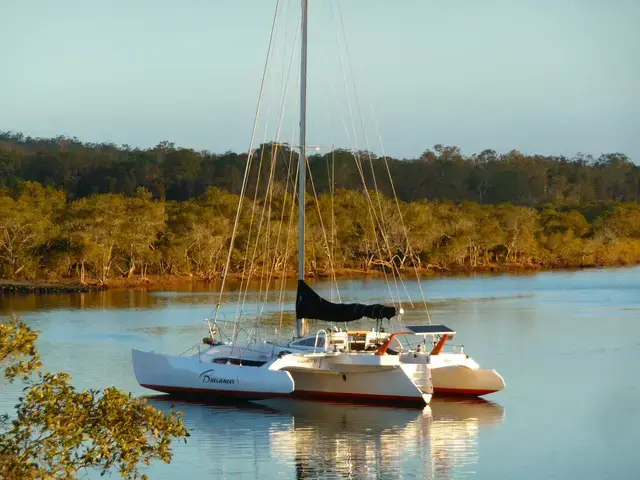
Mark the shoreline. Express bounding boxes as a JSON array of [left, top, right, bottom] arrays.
[[0, 279, 107, 294], [1, 262, 636, 294]]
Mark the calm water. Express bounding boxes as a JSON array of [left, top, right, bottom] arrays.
[[1, 267, 639, 479]]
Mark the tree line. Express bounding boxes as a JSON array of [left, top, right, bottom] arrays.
[[1, 131, 639, 205], [1, 180, 639, 284]]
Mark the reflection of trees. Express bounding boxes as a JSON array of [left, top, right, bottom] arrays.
[[145, 396, 504, 479], [0, 289, 160, 313]]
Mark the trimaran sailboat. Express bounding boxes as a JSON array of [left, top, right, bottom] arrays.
[[132, 0, 504, 405]]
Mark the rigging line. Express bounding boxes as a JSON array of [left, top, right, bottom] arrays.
[[296, 13, 341, 302], [330, 11, 399, 312], [261, 97, 299, 324], [340, 12, 413, 314], [277, 134, 300, 343], [239, 19, 284, 314], [233, 4, 282, 324], [328, 0, 397, 307], [238, 132, 279, 341], [351, 148, 405, 308], [254, 199, 272, 342], [317, 3, 342, 304], [260, 154, 287, 314], [256, 65, 297, 320], [368, 96, 432, 323], [329, 151, 338, 302], [350, 147, 398, 307], [233, 118, 270, 339], [329, 0, 360, 161], [235, 3, 291, 333], [251, 161, 274, 343], [336, 6, 418, 315], [305, 154, 342, 303], [325, 156, 336, 303], [325, 6, 353, 168], [264, 141, 295, 325], [325, 22, 355, 302], [280, 0, 294, 83], [214, 0, 283, 323], [261, 9, 301, 289], [350, 159, 397, 306], [365, 164, 408, 310], [324, 157, 340, 301], [252, 144, 281, 339], [334, 0, 408, 310], [268, 67, 300, 345], [324, 57, 355, 304], [241, 13, 301, 340]]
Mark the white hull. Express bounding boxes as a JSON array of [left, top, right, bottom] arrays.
[[202, 342, 505, 397], [270, 352, 432, 406], [286, 369, 432, 405], [430, 365, 505, 396], [133, 347, 432, 407], [131, 349, 294, 400]]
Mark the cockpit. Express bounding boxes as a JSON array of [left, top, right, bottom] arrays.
[[288, 329, 391, 353]]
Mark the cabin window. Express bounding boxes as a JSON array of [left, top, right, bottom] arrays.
[[293, 336, 325, 347]]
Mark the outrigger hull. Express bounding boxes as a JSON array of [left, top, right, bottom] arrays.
[[131, 349, 294, 401], [430, 366, 505, 397]]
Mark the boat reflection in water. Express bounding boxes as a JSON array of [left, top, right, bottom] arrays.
[[145, 396, 504, 479]]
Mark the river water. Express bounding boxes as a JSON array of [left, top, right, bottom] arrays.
[[1, 267, 639, 479]]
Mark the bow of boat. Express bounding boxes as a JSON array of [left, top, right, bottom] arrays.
[[131, 348, 295, 401]]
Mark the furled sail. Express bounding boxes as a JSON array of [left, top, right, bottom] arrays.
[[296, 280, 397, 322]]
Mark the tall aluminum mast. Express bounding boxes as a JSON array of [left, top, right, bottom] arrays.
[[296, 0, 308, 338]]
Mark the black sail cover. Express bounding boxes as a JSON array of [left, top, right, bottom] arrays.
[[296, 280, 397, 322]]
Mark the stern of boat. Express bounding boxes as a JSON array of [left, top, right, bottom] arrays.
[[431, 366, 505, 396]]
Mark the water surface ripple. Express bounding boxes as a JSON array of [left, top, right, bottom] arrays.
[[1, 267, 639, 479]]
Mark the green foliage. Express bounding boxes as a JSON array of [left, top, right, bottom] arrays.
[[0, 316, 189, 479], [120, 188, 166, 279], [0, 315, 42, 381], [1, 185, 640, 280], [164, 196, 230, 279], [1, 131, 638, 205], [0, 182, 65, 279], [0, 131, 640, 281], [64, 193, 128, 283]]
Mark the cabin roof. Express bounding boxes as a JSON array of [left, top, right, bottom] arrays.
[[406, 325, 456, 335]]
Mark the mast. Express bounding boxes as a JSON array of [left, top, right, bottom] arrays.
[[296, 0, 308, 338]]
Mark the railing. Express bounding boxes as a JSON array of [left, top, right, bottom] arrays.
[[446, 344, 465, 354], [179, 343, 202, 359], [313, 329, 327, 354]]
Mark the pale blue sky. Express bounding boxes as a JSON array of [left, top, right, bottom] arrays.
[[2, 0, 639, 160]]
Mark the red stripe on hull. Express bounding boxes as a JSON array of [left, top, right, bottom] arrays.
[[140, 384, 428, 407], [292, 389, 428, 407], [434, 387, 499, 397], [140, 384, 290, 401]]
